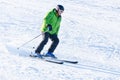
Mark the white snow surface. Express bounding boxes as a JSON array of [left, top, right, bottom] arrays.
[[0, 0, 120, 80]]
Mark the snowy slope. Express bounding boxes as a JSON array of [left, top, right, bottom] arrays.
[[0, 0, 120, 80]]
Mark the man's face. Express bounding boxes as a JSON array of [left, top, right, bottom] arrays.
[[58, 9, 64, 15]]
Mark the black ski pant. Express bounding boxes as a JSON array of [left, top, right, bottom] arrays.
[[35, 32, 59, 53]]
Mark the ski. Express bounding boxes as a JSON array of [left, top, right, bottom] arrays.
[[43, 57, 63, 64], [56, 59, 78, 64], [30, 54, 63, 64], [30, 54, 78, 64], [41, 56, 78, 64], [41, 55, 78, 64]]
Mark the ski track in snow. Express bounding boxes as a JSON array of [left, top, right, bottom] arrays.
[[0, 0, 120, 80]]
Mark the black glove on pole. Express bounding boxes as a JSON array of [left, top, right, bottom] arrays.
[[47, 24, 52, 31]]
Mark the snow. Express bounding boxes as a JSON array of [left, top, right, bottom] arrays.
[[0, 0, 120, 80]]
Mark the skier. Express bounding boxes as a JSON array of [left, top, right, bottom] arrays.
[[34, 5, 64, 58]]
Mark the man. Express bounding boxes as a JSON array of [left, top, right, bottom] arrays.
[[35, 5, 64, 58]]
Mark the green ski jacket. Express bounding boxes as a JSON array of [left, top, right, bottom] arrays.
[[41, 9, 62, 35]]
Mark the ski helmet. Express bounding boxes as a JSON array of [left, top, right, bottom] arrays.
[[57, 5, 64, 11]]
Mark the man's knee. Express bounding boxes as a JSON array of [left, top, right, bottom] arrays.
[[41, 39, 48, 45], [56, 38, 59, 44], [54, 38, 59, 45]]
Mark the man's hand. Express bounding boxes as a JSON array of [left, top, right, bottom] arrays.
[[47, 24, 52, 31]]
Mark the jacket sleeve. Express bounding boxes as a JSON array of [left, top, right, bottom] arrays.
[[43, 10, 53, 26], [41, 10, 53, 32]]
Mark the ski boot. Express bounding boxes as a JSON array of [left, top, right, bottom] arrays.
[[33, 52, 43, 58], [44, 52, 57, 58]]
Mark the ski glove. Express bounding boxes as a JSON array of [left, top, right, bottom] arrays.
[[47, 24, 52, 31]]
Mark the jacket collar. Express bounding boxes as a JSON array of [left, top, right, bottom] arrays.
[[53, 8, 61, 17]]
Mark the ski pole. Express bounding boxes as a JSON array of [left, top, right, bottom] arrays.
[[17, 34, 42, 49]]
